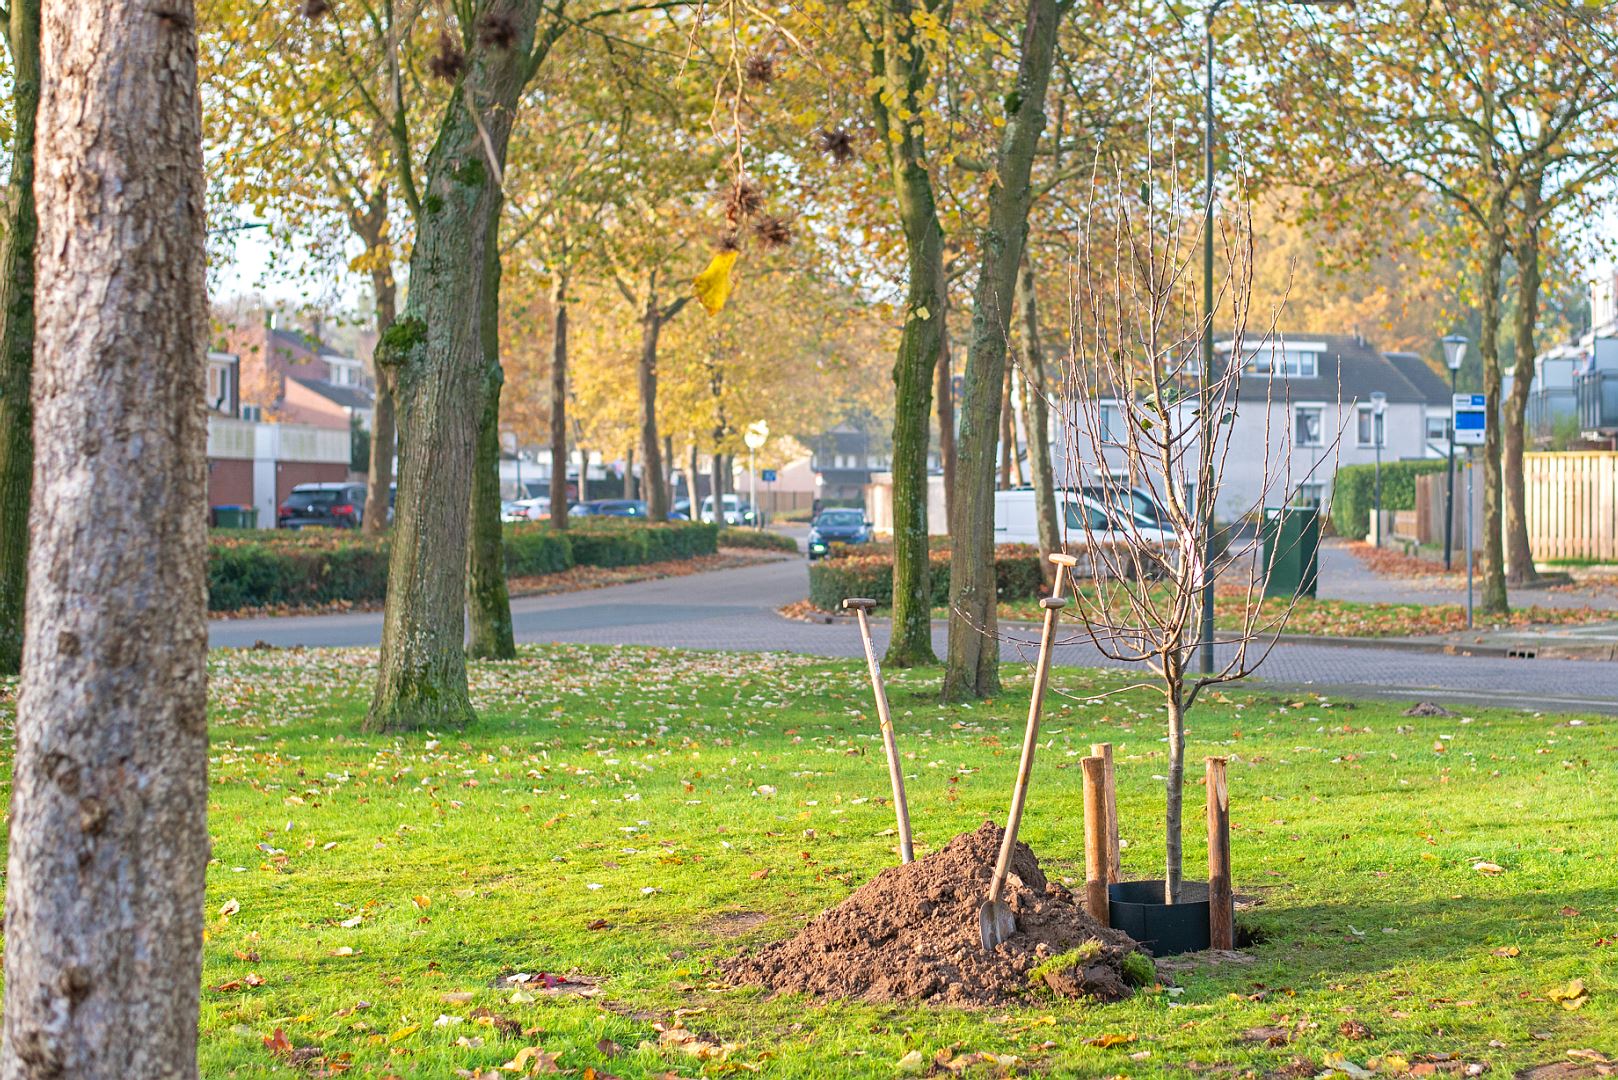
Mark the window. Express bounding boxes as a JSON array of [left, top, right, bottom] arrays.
[[1426, 415, 1451, 443], [207, 363, 232, 411], [1097, 403, 1122, 443], [1356, 405, 1384, 447], [1295, 406, 1324, 447], [1241, 346, 1319, 378], [1295, 483, 1325, 507], [1063, 501, 1111, 532]]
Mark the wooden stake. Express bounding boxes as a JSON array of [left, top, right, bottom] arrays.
[[1206, 756, 1233, 950], [1082, 755, 1109, 928], [1090, 741, 1120, 883]]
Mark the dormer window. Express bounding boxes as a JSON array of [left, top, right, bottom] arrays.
[[1219, 339, 1323, 378]]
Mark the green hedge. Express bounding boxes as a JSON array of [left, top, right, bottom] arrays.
[[807, 545, 1044, 611], [718, 527, 799, 552], [208, 521, 719, 612], [1328, 460, 1447, 540]]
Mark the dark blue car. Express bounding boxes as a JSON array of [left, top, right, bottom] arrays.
[[807, 508, 872, 560]]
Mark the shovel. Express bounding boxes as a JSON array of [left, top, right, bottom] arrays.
[[980, 554, 1074, 950], [843, 597, 914, 863]]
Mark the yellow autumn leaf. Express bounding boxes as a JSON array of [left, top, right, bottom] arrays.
[[387, 1024, 420, 1043], [1087, 1032, 1136, 1048], [1549, 978, 1589, 1010], [693, 250, 739, 316], [412, 894, 431, 910]]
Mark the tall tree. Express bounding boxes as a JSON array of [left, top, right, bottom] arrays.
[[0, 0, 39, 676], [369, 4, 550, 731], [3, 0, 210, 1073], [943, 0, 1063, 700], [1016, 252, 1060, 583]]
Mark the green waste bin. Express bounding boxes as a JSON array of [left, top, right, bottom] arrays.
[[213, 505, 259, 530], [1260, 504, 1319, 599]]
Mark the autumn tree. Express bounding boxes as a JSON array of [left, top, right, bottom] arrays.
[[2, 0, 211, 1073], [1257, 0, 1618, 611], [0, 0, 38, 676]]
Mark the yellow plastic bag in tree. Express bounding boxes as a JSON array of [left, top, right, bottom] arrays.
[[693, 249, 739, 315]]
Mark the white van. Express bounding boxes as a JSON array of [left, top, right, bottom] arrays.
[[993, 487, 1175, 563]]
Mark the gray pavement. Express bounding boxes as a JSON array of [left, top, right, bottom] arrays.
[[1313, 538, 1618, 611], [211, 557, 1618, 714]]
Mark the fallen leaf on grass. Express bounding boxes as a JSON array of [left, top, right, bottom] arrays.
[[1492, 946, 1521, 958], [585, 919, 611, 931], [895, 1049, 927, 1075], [1086, 1033, 1136, 1048], [1242, 1026, 1290, 1047], [750, 868, 770, 880], [1549, 978, 1589, 1010], [1472, 861, 1505, 875], [1338, 1019, 1370, 1040], [1560, 906, 1581, 917], [219, 899, 241, 918], [596, 1038, 623, 1058], [502, 1046, 563, 1074], [387, 1024, 419, 1043], [264, 1028, 293, 1056], [656, 1023, 739, 1061]]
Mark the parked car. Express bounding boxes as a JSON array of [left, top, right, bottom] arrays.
[[1076, 484, 1172, 531], [671, 498, 692, 521], [569, 499, 648, 518], [807, 509, 873, 560], [278, 482, 366, 529], [502, 496, 551, 523], [698, 494, 758, 526]]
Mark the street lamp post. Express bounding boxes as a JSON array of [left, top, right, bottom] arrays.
[[1370, 392, 1388, 546], [1441, 334, 1469, 570], [744, 421, 769, 530]]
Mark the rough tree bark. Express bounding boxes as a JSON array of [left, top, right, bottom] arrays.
[[710, 445, 726, 522], [549, 274, 569, 528], [624, 445, 635, 499], [3, 2, 210, 1074], [1016, 253, 1061, 586], [0, 0, 39, 676], [1478, 207, 1510, 615], [943, 0, 1062, 700], [369, 5, 542, 731], [1504, 170, 1542, 587], [872, 0, 946, 668], [467, 204, 515, 661]]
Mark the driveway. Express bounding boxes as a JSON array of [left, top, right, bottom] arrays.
[[211, 558, 1618, 714]]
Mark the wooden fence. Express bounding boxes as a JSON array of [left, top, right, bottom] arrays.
[[1524, 452, 1618, 562]]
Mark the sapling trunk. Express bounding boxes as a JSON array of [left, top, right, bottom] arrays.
[[1164, 687, 1187, 904]]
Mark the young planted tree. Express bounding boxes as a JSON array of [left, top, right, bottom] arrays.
[[3, 0, 210, 1072], [0, 0, 38, 677], [1054, 163, 1324, 903], [942, 0, 1063, 700]]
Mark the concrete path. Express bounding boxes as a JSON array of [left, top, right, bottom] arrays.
[[211, 557, 1618, 714], [1314, 538, 1618, 611]]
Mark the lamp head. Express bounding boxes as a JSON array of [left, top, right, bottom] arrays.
[[1370, 391, 1388, 416], [1442, 333, 1469, 372]]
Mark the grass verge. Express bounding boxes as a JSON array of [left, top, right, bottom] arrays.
[[1, 646, 1613, 1077]]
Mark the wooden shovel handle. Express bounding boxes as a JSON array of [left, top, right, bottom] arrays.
[[986, 568, 1070, 906], [846, 599, 914, 863]]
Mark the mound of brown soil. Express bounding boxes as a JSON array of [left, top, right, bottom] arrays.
[[723, 821, 1139, 1005]]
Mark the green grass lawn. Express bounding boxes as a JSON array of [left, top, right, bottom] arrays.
[[3, 645, 1615, 1077]]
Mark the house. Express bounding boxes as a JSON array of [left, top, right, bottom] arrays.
[[223, 313, 373, 428], [204, 347, 353, 526], [1524, 273, 1618, 444], [1055, 332, 1454, 521]]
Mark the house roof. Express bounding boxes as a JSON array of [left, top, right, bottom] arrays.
[[291, 376, 374, 411], [1383, 351, 1454, 407], [1220, 332, 1437, 407]]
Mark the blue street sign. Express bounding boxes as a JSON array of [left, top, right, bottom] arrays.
[[760, 469, 777, 483]]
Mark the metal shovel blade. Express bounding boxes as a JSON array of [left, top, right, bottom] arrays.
[[979, 898, 1016, 951]]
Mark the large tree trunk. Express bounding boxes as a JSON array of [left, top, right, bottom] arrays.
[[942, 0, 1061, 700], [3, 2, 209, 1074], [688, 439, 700, 507], [0, 0, 39, 676], [1017, 253, 1060, 586], [467, 197, 515, 661], [369, 9, 539, 732], [549, 276, 569, 529], [1504, 174, 1542, 587], [877, 1, 946, 669], [710, 443, 726, 522], [363, 263, 397, 536], [934, 269, 956, 526], [1479, 207, 1510, 615]]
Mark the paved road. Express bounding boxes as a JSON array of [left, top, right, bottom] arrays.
[[211, 558, 1618, 714]]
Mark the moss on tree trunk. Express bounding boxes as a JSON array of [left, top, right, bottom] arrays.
[[0, 0, 39, 676]]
